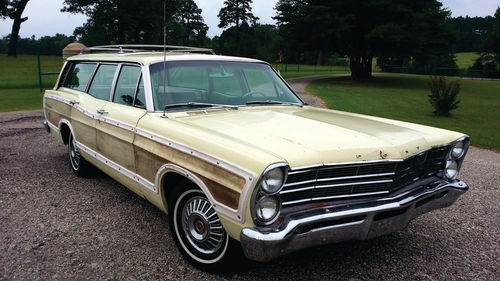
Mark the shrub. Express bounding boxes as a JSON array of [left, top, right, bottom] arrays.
[[428, 76, 461, 116]]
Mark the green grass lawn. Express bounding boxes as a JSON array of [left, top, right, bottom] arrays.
[[0, 54, 62, 112], [455, 52, 480, 69], [306, 73, 500, 148]]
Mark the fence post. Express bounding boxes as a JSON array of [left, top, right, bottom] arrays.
[[37, 53, 43, 93]]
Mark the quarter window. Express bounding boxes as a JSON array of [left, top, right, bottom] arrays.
[[64, 63, 96, 92], [113, 65, 141, 106], [134, 77, 146, 108], [88, 64, 118, 101]]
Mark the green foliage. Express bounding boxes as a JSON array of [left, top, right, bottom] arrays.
[[428, 76, 460, 116], [218, 0, 258, 29], [306, 73, 500, 148], [468, 7, 500, 78], [217, 0, 258, 55], [275, 0, 456, 80], [447, 16, 496, 52], [62, 0, 208, 47], [0, 33, 75, 55]]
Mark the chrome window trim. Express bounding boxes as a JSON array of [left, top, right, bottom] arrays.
[[142, 64, 155, 112]]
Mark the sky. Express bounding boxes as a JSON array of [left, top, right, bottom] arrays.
[[0, 0, 498, 39]]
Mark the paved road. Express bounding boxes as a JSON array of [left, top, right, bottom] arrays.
[[0, 79, 499, 280]]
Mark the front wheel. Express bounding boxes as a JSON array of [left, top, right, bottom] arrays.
[[168, 186, 242, 271]]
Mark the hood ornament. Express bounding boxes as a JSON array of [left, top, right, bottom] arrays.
[[379, 151, 388, 159]]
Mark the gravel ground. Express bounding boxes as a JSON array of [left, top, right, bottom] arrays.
[[0, 78, 499, 280]]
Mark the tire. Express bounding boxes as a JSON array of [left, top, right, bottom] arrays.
[[168, 184, 242, 271], [68, 132, 91, 177]]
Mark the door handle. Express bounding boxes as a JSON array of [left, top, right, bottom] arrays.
[[96, 109, 108, 115], [69, 100, 79, 105]]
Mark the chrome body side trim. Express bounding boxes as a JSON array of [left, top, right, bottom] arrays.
[[240, 179, 468, 262], [76, 140, 156, 192], [44, 94, 258, 223], [155, 163, 240, 221]]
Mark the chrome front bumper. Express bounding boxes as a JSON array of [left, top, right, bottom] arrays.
[[240, 179, 468, 262]]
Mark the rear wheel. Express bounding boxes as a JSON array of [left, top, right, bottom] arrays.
[[168, 184, 242, 271], [68, 132, 91, 177]]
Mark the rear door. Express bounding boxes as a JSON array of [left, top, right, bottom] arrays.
[[96, 64, 146, 173], [64, 62, 109, 151]]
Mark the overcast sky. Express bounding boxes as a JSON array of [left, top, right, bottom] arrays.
[[0, 0, 498, 39]]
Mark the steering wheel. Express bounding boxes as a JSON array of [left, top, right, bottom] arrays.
[[242, 91, 266, 98]]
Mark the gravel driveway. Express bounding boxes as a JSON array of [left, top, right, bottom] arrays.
[[1, 77, 499, 280]]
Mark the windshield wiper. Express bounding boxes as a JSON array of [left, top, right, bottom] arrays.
[[245, 100, 303, 107], [162, 102, 238, 116]]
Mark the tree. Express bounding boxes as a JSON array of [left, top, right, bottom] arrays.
[[62, 0, 208, 47], [0, 0, 30, 57], [469, 7, 500, 78], [218, 0, 258, 55], [275, 0, 456, 80], [175, 0, 208, 46]]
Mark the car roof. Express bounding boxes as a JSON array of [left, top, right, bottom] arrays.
[[66, 52, 266, 65]]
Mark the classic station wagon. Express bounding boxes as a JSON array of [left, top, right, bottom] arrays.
[[43, 45, 470, 270]]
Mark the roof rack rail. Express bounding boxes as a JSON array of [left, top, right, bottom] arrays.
[[81, 44, 215, 55]]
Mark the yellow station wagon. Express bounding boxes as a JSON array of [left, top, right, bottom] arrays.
[[43, 45, 470, 270]]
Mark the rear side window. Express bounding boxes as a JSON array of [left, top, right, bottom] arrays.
[[113, 65, 141, 106], [134, 76, 146, 108], [64, 63, 96, 91], [88, 64, 118, 101]]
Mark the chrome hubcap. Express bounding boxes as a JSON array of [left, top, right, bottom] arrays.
[[182, 196, 225, 254], [69, 135, 80, 169]]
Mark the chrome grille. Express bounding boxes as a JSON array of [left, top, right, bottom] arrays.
[[280, 146, 450, 207]]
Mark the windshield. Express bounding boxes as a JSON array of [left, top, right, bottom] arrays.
[[149, 61, 302, 111]]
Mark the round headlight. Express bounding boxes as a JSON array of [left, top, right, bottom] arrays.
[[261, 168, 284, 194], [255, 196, 279, 222], [451, 141, 465, 159], [445, 160, 458, 180]]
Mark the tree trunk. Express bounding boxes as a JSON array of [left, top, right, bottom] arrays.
[[316, 50, 324, 66], [350, 55, 373, 80], [7, 0, 30, 57]]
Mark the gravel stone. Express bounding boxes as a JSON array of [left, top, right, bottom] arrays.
[[0, 78, 498, 280]]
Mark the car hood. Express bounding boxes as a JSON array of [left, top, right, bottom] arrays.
[[170, 106, 462, 168]]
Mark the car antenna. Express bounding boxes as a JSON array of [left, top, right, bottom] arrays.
[[161, 0, 168, 118]]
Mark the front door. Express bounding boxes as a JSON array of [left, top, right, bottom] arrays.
[[96, 64, 146, 174]]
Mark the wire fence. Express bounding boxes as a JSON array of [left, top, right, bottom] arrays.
[[378, 65, 500, 79]]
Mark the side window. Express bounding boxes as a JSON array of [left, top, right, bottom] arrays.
[[64, 63, 96, 92], [134, 76, 146, 109], [113, 65, 141, 106], [88, 64, 118, 101]]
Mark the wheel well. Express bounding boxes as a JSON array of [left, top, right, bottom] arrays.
[[60, 123, 70, 145], [162, 172, 198, 207]]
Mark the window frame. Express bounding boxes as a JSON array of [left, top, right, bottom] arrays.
[[133, 73, 146, 109], [86, 62, 121, 101], [111, 63, 143, 107], [61, 61, 98, 92]]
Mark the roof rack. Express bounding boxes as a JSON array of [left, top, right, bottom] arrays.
[[81, 44, 215, 55]]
